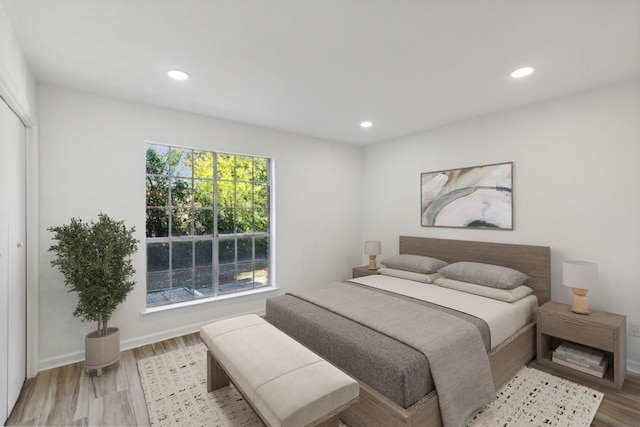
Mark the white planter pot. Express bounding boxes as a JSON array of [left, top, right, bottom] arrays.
[[85, 327, 120, 375]]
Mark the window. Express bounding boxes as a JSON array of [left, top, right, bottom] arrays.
[[145, 143, 271, 307]]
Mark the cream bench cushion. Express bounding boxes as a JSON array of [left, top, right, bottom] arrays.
[[200, 314, 359, 427]]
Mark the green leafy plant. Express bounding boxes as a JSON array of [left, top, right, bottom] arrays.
[[48, 214, 139, 336]]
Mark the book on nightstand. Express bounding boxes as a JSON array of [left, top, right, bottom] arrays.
[[552, 342, 608, 378]]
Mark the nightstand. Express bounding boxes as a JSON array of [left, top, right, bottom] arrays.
[[537, 301, 626, 389], [352, 265, 380, 278]]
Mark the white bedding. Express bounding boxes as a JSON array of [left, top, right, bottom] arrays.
[[348, 274, 538, 350]]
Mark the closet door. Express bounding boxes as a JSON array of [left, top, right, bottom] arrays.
[[0, 97, 27, 423]]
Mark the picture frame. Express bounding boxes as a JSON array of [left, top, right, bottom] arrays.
[[420, 161, 513, 229]]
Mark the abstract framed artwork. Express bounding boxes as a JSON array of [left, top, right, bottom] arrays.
[[421, 162, 513, 229]]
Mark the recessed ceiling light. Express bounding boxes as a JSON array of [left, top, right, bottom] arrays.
[[360, 121, 373, 128], [510, 66, 535, 79], [167, 70, 190, 81]]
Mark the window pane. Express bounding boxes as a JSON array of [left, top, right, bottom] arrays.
[[255, 208, 268, 233], [237, 237, 252, 263], [171, 269, 193, 302], [217, 181, 234, 208], [254, 183, 268, 208], [236, 182, 252, 207], [172, 241, 193, 270], [255, 236, 268, 261], [256, 261, 269, 286], [193, 179, 213, 207], [194, 267, 213, 295], [219, 264, 236, 294], [147, 271, 170, 294], [146, 208, 169, 237], [146, 144, 169, 175], [217, 208, 234, 234], [171, 208, 192, 236], [147, 242, 169, 272], [193, 209, 213, 235], [237, 262, 256, 290], [171, 148, 192, 177], [236, 209, 253, 233], [219, 239, 235, 264], [235, 156, 252, 181], [194, 240, 212, 267], [171, 178, 192, 206], [217, 154, 234, 180], [193, 151, 213, 179], [254, 158, 268, 182], [146, 176, 169, 207]]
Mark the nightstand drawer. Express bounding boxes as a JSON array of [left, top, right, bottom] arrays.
[[539, 314, 614, 352]]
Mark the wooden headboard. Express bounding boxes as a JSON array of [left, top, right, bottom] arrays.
[[399, 236, 551, 305]]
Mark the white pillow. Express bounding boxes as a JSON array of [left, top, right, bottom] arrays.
[[379, 267, 442, 283], [435, 277, 534, 302]]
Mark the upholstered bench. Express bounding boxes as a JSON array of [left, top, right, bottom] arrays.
[[200, 314, 359, 427]]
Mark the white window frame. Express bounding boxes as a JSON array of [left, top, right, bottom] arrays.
[[145, 142, 273, 308]]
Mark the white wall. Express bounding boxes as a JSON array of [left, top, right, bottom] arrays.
[[37, 84, 363, 370], [362, 77, 640, 371]]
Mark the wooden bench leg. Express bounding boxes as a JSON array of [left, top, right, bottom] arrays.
[[207, 350, 230, 392]]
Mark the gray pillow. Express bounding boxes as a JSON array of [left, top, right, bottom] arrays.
[[437, 261, 529, 289], [380, 254, 448, 274]]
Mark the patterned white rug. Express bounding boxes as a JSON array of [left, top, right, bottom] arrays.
[[137, 343, 262, 426], [138, 344, 603, 427], [466, 366, 603, 427]]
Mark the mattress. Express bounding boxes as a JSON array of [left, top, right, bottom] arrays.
[[265, 275, 538, 408], [350, 275, 539, 350]]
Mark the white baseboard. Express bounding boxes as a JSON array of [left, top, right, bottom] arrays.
[[37, 308, 265, 372]]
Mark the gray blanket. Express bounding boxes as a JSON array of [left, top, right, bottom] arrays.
[[289, 282, 495, 427]]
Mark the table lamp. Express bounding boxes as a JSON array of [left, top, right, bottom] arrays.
[[562, 260, 597, 315], [364, 240, 381, 270]]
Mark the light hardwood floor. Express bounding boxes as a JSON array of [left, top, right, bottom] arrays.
[[588, 373, 640, 427], [6, 333, 203, 426], [6, 333, 640, 426]]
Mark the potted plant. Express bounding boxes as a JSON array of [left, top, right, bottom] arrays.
[[48, 213, 139, 375]]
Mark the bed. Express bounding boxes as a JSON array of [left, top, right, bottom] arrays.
[[265, 236, 550, 427]]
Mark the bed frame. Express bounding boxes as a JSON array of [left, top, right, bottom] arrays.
[[340, 236, 551, 427]]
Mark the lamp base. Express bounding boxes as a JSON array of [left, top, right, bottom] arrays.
[[368, 255, 378, 270], [570, 287, 590, 315]]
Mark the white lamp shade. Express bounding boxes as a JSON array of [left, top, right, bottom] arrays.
[[563, 261, 598, 289], [364, 240, 381, 256]]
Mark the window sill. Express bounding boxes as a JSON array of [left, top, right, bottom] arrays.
[[141, 285, 280, 315]]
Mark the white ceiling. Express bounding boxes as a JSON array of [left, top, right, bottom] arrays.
[[3, 0, 640, 144]]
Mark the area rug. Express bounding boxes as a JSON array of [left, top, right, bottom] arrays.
[[137, 343, 263, 426], [138, 344, 603, 427], [466, 366, 604, 427]]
